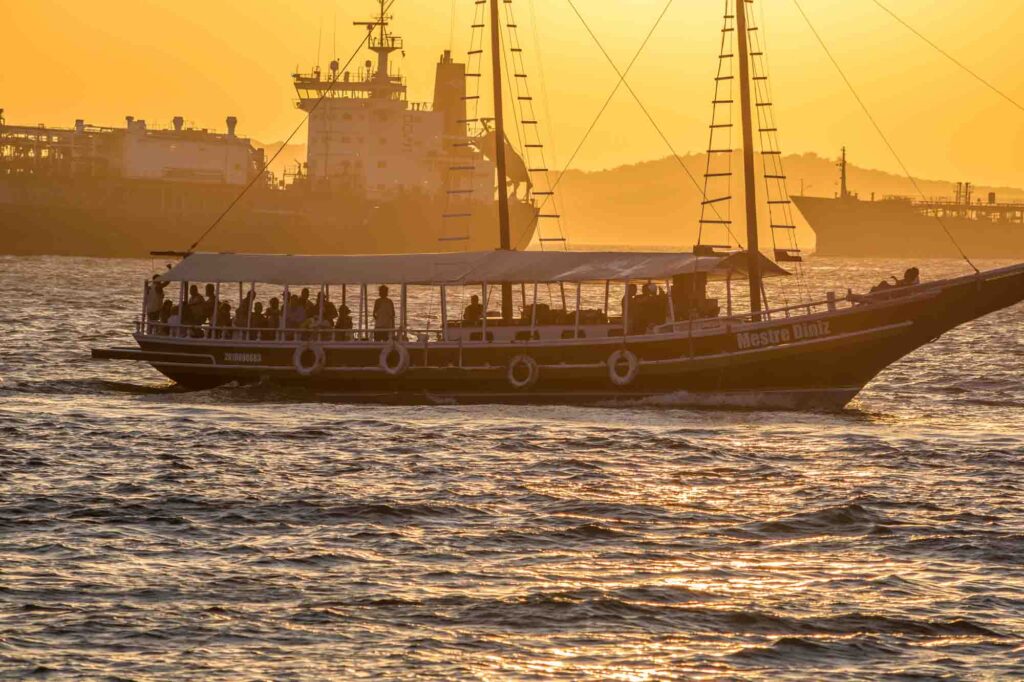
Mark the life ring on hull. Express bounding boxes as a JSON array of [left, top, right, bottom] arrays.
[[607, 349, 639, 387], [507, 355, 540, 390], [380, 343, 411, 376], [293, 344, 326, 377]]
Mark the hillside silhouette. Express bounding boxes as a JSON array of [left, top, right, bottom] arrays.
[[252, 144, 1024, 252]]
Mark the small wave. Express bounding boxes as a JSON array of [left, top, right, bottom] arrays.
[[729, 634, 905, 665], [0, 378, 177, 396], [601, 388, 859, 412], [733, 503, 899, 538]]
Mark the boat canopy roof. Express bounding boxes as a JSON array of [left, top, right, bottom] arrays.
[[158, 250, 789, 286]]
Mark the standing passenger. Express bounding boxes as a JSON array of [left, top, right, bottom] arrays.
[[373, 285, 396, 342], [264, 298, 281, 340], [145, 276, 167, 323]]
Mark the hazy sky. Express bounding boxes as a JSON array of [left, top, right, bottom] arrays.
[[4, 0, 1023, 187]]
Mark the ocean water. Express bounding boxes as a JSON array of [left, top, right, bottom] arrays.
[[1, 255, 1023, 680]]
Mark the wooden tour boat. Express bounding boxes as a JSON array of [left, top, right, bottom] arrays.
[[92, 0, 1024, 410]]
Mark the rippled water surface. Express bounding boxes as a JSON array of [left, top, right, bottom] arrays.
[[2, 255, 1023, 680]]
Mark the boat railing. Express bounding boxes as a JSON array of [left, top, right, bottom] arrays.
[[136, 286, 911, 344], [136, 320, 446, 344]]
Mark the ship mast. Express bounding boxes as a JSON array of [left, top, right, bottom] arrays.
[[839, 146, 849, 199], [489, 0, 514, 321], [735, 0, 763, 316]]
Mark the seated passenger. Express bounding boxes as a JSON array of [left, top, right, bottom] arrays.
[[202, 284, 217, 325], [464, 295, 484, 325], [285, 294, 306, 334], [158, 300, 173, 333], [621, 283, 638, 321], [870, 279, 895, 294], [897, 267, 921, 287], [165, 305, 183, 337], [317, 292, 338, 325], [335, 303, 353, 341], [217, 302, 234, 339], [298, 288, 317, 320], [186, 285, 204, 325], [249, 302, 266, 341]]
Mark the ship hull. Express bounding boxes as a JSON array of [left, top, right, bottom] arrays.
[[793, 195, 1024, 259], [93, 263, 1024, 411], [0, 176, 538, 257]]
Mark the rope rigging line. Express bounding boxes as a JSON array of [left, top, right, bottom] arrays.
[[791, 0, 979, 274], [536, 0, 674, 213], [186, 0, 399, 254], [868, 0, 1024, 115], [565, 0, 744, 247]]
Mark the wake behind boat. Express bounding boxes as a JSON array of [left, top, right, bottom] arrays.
[[92, 0, 1024, 410]]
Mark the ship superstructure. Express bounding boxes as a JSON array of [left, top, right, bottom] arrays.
[[0, 111, 262, 186], [292, 5, 493, 202]]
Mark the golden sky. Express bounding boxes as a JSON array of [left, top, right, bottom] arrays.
[[3, 0, 1023, 187]]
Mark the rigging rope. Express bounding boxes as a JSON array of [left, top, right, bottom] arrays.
[[538, 0, 674, 210], [185, 0, 399, 254], [564, 0, 743, 247], [791, 0, 979, 274], [868, 0, 1024, 115]]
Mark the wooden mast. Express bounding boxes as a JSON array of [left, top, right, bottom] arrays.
[[489, 0, 515, 322], [735, 0, 763, 316]]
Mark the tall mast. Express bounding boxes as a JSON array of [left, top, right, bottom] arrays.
[[489, 0, 514, 321], [735, 0, 763, 316]]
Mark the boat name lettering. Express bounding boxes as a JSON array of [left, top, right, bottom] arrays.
[[736, 321, 832, 350], [224, 352, 263, 364]]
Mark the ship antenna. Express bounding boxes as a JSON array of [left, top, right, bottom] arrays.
[[489, 0, 514, 322], [183, 0, 399, 256], [736, 0, 764, 317], [839, 146, 848, 199]]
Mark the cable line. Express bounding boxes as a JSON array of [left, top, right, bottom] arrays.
[[186, 0, 399, 254], [540, 0, 673, 205], [791, 0, 978, 273], [565, 0, 742, 246], [868, 0, 1024, 115]]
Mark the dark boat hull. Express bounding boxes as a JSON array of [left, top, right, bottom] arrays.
[[93, 263, 1024, 410], [792, 195, 1024, 259], [0, 175, 539, 257]]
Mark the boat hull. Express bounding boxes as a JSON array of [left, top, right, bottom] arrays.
[[0, 175, 539, 257], [792, 195, 1024, 259], [94, 263, 1024, 410]]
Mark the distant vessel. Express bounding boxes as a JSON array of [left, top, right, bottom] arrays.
[[792, 148, 1024, 258], [0, 1, 540, 257]]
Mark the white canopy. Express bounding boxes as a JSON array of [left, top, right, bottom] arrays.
[[158, 250, 789, 286]]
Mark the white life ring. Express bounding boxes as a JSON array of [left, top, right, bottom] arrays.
[[379, 343, 411, 376], [607, 349, 639, 387], [507, 355, 540, 390], [293, 343, 326, 377]]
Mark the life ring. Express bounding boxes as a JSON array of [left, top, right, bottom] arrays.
[[607, 349, 639, 387], [507, 355, 540, 390], [293, 343, 326, 377], [379, 342, 411, 376]]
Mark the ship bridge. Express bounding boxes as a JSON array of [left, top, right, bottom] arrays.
[[293, 1, 408, 109]]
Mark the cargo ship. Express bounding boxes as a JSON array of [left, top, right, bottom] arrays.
[[792, 149, 1024, 258], [0, 3, 540, 257]]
